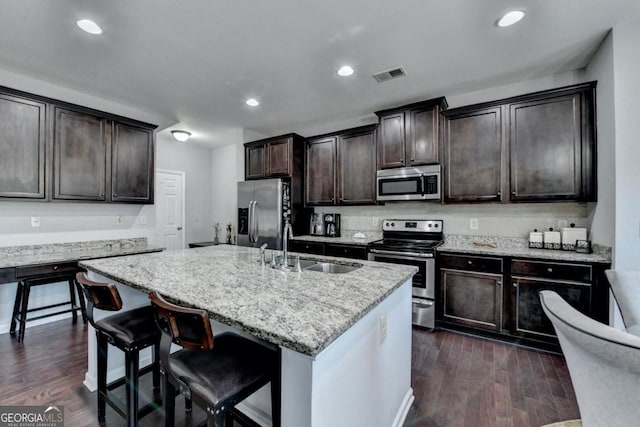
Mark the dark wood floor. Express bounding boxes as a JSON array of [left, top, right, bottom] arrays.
[[0, 320, 579, 427]]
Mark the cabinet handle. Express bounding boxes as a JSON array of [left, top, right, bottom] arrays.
[[511, 191, 516, 195], [113, 193, 118, 198], [513, 282, 517, 288], [467, 260, 473, 265], [547, 268, 553, 273], [497, 191, 501, 196], [53, 266, 58, 271], [100, 191, 105, 197], [497, 281, 502, 286]]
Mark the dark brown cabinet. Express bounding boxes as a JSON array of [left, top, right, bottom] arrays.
[[306, 125, 376, 206], [439, 254, 503, 332], [53, 107, 109, 201], [437, 251, 609, 351], [510, 260, 592, 341], [442, 82, 596, 203], [443, 106, 504, 202], [111, 122, 154, 203], [375, 97, 447, 169], [0, 86, 156, 204], [0, 92, 46, 199], [244, 134, 304, 180], [288, 240, 368, 260]]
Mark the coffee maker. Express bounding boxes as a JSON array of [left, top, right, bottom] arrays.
[[310, 213, 325, 236], [324, 213, 341, 237]]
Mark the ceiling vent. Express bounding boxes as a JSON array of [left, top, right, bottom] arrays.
[[372, 66, 406, 83]]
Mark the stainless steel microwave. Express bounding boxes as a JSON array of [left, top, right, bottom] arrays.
[[377, 165, 441, 201]]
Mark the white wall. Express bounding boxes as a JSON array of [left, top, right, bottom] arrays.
[[585, 32, 616, 248], [612, 20, 640, 269]]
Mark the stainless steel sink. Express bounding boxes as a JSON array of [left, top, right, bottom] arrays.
[[272, 256, 317, 269], [304, 262, 361, 274]]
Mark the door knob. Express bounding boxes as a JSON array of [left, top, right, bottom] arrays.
[[177, 226, 183, 231]]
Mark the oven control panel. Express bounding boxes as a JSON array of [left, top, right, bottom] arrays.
[[382, 219, 443, 233]]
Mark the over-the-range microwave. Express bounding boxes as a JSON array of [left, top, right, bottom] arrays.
[[376, 165, 441, 201]]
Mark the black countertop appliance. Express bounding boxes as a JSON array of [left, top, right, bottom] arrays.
[[323, 213, 341, 237]]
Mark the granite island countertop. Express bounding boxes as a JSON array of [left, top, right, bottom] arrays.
[[79, 245, 417, 357], [439, 235, 611, 263], [0, 238, 165, 269]]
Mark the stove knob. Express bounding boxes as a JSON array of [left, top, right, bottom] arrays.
[[434, 223, 439, 228], [385, 222, 389, 227], [391, 222, 395, 227]]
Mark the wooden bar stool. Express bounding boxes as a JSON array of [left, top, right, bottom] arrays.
[[76, 272, 162, 427], [149, 291, 281, 427], [10, 273, 87, 342]]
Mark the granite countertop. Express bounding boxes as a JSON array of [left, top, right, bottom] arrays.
[[0, 238, 165, 269], [79, 245, 416, 357], [291, 233, 382, 246], [439, 235, 612, 264]]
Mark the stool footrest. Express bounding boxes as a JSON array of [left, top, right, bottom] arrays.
[[101, 390, 162, 420], [106, 363, 156, 391]]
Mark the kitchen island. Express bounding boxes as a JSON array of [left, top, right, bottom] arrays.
[[79, 245, 417, 427]]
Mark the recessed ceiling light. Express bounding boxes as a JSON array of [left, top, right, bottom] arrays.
[[246, 98, 260, 107], [77, 19, 103, 35], [497, 10, 525, 27], [338, 65, 354, 77]]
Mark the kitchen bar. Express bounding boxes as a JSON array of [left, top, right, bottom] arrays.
[[79, 245, 418, 426]]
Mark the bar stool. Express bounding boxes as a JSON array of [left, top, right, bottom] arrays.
[[149, 291, 281, 427], [10, 273, 87, 342], [76, 272, 162, 427]]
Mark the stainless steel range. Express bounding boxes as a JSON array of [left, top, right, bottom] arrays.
[[368, 219, 443, 329]]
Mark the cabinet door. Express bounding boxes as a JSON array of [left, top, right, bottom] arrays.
[[512, 277, 591, 339], [378, 112, 405, 169], [266, 138, 291, 176], [443, 107, 503, 202], [510, 93, 583, 201], [289, 240, 324, 255], [441, 269, 503, 331], [0, 93, 46, 199], [338, 128, 376, 204], [53, 107, 108, 201], [305, 137, 336, 205], [112, 122, 154, 203], [324, 243, 368, 260], [245, 144, 265, 179], [408, 106, 438, 165]]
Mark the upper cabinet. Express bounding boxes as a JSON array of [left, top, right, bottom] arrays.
[[306, 125, 377, 206], [375, 97, 448, 169], [443, 82, 596, 203], [244, 134, 305, 180], [0, 86, 157, 204], [0, 91, 46, 199]]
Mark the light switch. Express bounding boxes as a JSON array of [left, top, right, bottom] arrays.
[[30, 217, 40, 228], [470, 218, 478, 230]]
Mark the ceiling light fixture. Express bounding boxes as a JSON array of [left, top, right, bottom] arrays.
[[338, 65, 354, 77], [77, 19, 103, 35], [497, 10, 525, 27], [171, 130, 192, 142], [246, 98, 260, 107]]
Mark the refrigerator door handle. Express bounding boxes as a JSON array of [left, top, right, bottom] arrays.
[[253, 201, 259, 243], [249, 201, 256, 243]]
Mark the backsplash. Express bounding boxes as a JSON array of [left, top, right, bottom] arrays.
[[313, 202, 592, 239]]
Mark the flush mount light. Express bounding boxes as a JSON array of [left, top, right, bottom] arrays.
[[337, 65, 354, 77], [77, 19, 103, 35], [171, 130, 191, 142], [246, 98, 260, 107], [497, 10, 525, 27]]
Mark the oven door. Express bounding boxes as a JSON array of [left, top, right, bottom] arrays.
[[368, 251, 434, 299], [377, 173, 424, 201]]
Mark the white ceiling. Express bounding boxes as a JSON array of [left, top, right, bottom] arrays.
[[1, 0, 639, 147]]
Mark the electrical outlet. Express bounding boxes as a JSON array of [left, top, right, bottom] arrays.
[[139, 215, 147, 225], [558, 219, 568, 229], [379, 314, 387, 344], [470, 218, 479, 230], [371, 217, 379, 226], [116, 215, 124, 225], [30, 217, 41, 228]]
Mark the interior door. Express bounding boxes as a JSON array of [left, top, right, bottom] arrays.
[[156, 170, 184, 250]]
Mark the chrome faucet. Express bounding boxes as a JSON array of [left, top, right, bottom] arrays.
[[281, 221, 294, 267], [259, 243, 268, 266]]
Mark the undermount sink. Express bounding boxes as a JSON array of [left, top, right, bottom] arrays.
[[304, 262, 361, 274], [272, 256, 317, 269]]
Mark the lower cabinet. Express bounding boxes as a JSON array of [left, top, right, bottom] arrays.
[[437, 252, 608, 351], [439, 254, 504, 332], [288, 240, 368, 260]]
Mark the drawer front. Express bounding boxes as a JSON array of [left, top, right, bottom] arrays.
[[16, 262, 78, 279], [511, 260, 592, 282], [0, 267, 17, 284], [289, 240, 325, 255], [439, 254, 503, 274], [325, 243, 368, 260]]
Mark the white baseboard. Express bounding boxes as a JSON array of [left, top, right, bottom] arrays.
[[392, 388, 415, 427]]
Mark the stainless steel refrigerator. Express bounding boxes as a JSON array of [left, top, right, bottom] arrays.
[[237, 179, 288, 250]]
